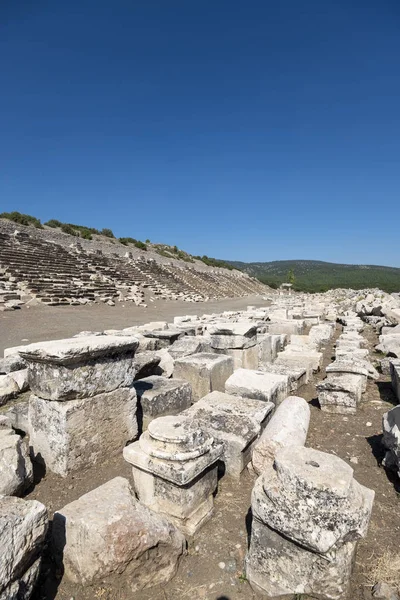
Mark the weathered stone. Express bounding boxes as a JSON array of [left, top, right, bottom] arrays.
[[124, 415, 223, 535], [252, 396, 310, 474], [246, 446, 374, 599], [4, 402, 29, 434], [372, 582, 400, 600], [0, 495, 48, 599], [20, 335, 139, 401], [209, 322, 257, 349], [259, 362, 308, 390], [390, 359, 400, 402], [266, 320, 305, 335], [8, 369, 29, 393], [168, 336, 211, 359], [174, 353, 234, 402], [154, 348, 175, 378], [133, 351, 161, 380], [275, 347, 323, 375], [29, 388, 137, 477], [0, 374, 19, 406], [257, 333, 278, 365], [214, 345, 259, 370], [52, 477, 185, 589], [317, 373, 364, 414], [382, 405, 400, 477], [141, 329, 184, 349], [183, 391, 274, 478], [308, 323, 335, 346], [225, 368, 288, 406], [134, 376, 192, 430], [0, 355, 26, 374], [0, 428, 33, 496]]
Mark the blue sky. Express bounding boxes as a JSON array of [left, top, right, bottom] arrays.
[[1, 1, 399, 266]]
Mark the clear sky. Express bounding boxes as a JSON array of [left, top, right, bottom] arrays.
[[1, 1, 399, 266]]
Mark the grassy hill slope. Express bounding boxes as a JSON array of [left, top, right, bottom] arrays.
[[226, 259, 400, 293]]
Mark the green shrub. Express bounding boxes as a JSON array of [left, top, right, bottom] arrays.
[[119, 237, 137, 246], [44, 219, 63, 228], [61, 223, 78, 236], [0, 211, 43, 228], [101, 228, 115, 238], [80, 228, 92, 240], [145, 239, 150, 244], [134, 240, 147, 251]]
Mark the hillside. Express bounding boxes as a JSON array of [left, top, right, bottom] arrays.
[[226, 259, 400, 293]]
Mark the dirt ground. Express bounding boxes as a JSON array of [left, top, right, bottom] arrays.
[[0, 294, 270, 355], [4, 303, 399, 600]]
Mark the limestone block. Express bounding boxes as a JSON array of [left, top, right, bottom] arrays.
[[133, 376, 192, 430], [257, 334, 277, 365], [326, 358, 379, 381], [173, 353, 234, 402], [390, 359, 400, 402], [275, 348, 323, 374], [259, 362, 308, 390], [246, 446, 374, 599], [142, 329, 184, 349], [209, 322, 257, 349], [214, 345, 259, 370], [252, 396, 310, 474], [247, 515, 358, 600], [8, 369, 29, 393], [0, 495, 48, 599], [309, 324, 335, 346], [29, 388, 137, 477], [0, 355, 26, 374], [225, 368, 288, 406], [124, 416, 223, 535], [0, 428, 33, 496], [266, 320, 305, 335], [168, 336, 211, 359], [133, 351, 162, 380], [382, 405, 400, 477], [4, 402, 30, 435], [335, 347, 369, 360], [0, 374, 19, 406], [290, 334, 318, 350], [317, 373, 364, 414], [154, 348, 175, 378], [20, 335, 139, 401], [183, 391, 274, 478], [52, 477, 185, 589]]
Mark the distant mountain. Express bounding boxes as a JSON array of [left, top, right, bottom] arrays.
[[224, 259, 400, 293]]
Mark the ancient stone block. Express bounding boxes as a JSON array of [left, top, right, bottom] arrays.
[[52, 477, 185, 590], [173, 353, 234, 402], [124, 415, 223, 535], [390, 359, 400, 402], [275, 347, 323, 375], [209, 322, 257, 349], [29, 388, 137, 477], [252, 396, 310, 474], [183, 391, 274, 478], [133, 376, 192, 430], [0, 428, 33, 496], [246, 446, 374, 599], [0, 495, 48, 600], [382, 405, 400, 477], [317, 373, 364, 414], [20, 335, 139, 400], [168, 336, 211, 359], [214, 345, 259, 370], [225, 368, 288, 406], [0, 374, 19, 406], [259, 362, 308, 390]]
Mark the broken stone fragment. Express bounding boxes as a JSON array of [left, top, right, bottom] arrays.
[[0, 428, 33, 496], [0, 495, 48, 599], [252, 396, 310, 474], [52, 477, 185, 590]]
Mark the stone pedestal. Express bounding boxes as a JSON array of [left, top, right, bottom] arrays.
[[209, 323, 259, 370], [173, 353, 234, 401], [22, 336, 139, 476], [246, 446, 374, 599], [123, 415, 223, 536]]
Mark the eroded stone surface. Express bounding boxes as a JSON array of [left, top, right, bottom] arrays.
[[29, 388, 138, 476], [225, 368, 288, 406], [174, 353, 234, 401], [0, 428, 33, 496], [52, 477, 185, 589], [133, 376, 192, 430]]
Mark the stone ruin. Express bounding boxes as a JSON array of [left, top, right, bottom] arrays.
[[2, 286, 400, 598]]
